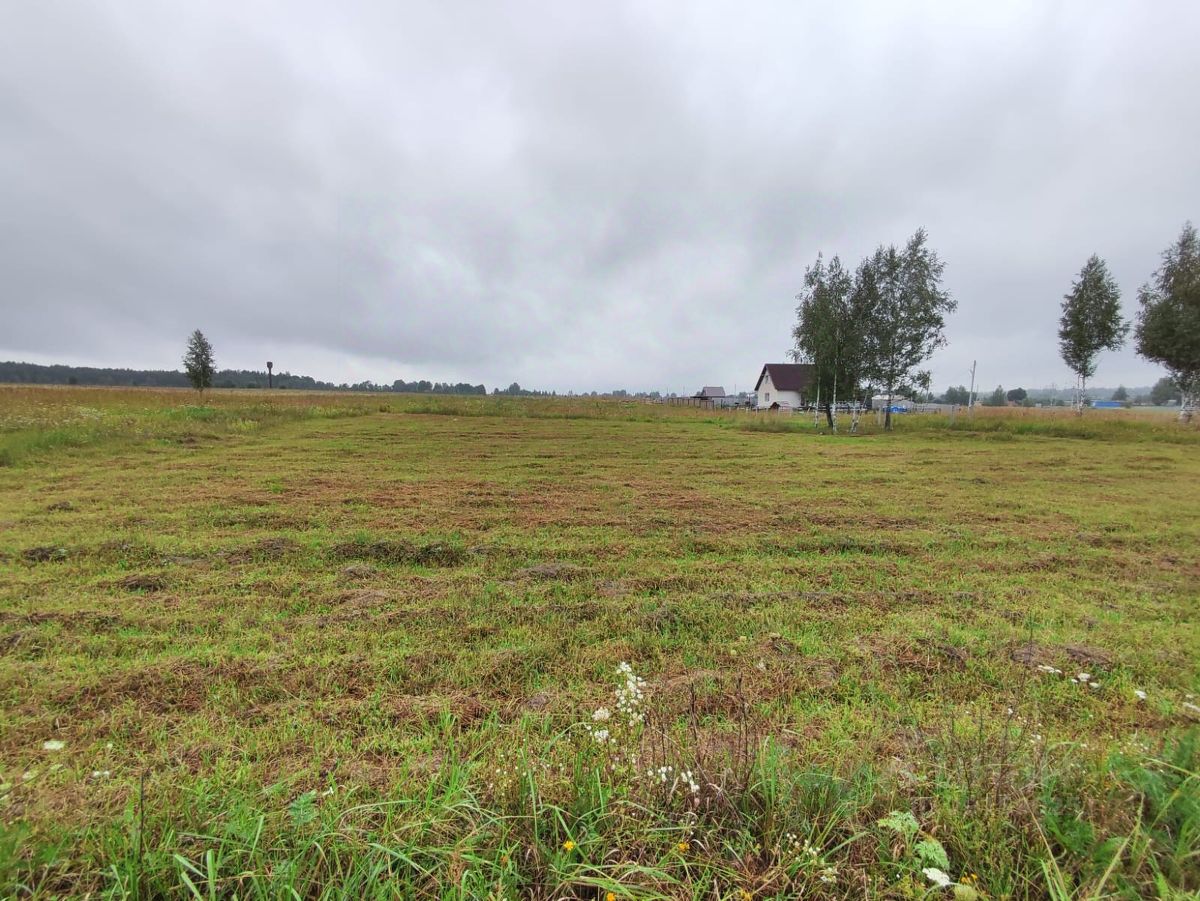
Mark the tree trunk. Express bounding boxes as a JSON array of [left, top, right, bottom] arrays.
[[824, 404, 834, 429], [884, 385, 894, 430]]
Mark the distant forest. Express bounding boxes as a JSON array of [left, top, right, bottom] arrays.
[[0, 361, 548, 396]]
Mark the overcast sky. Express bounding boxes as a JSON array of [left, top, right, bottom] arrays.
[[2, 1, 1197, 394]]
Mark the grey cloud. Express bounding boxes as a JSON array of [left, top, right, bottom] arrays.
[[2, 0, 1198, 392]]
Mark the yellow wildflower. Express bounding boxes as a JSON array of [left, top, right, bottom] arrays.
[[562, 839, 576, 851]]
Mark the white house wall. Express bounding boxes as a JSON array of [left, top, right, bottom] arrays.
[[756, 371, 804, 409]]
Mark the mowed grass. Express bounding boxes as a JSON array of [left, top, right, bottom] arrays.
[[1, 387, 1198, 899]]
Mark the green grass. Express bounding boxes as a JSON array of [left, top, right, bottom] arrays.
[[1, 387, 1198, 898]]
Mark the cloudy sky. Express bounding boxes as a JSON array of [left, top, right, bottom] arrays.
[[2, 1, 1197, 394]]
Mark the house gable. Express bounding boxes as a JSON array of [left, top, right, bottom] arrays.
[[755, 363, 816, 395]]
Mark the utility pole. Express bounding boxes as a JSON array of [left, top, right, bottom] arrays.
[[968, 360, 977, 416]]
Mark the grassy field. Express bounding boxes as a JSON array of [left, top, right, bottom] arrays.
[[1, 387, 1198, 899]]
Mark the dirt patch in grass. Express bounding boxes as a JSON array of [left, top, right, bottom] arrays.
[[642, 602, 698, 632], [1010, 641, 1113, 669], [336, 589, 392, 609], [112, 572, 170, 592], [338, 562, 378, 580], [646, 668, 791, 719], [299, 589, 396, 624], [870, 639, 969, 674], [0, 609, 123, 630], [22, 545, 69, 563], [1061, 643, 1114, 667], [386, 693, 489, 728], [48, 665, 212, 717], [330, 539, 468, 567], [518, 692, 554, 713], [0, 630, 45, 656], [226, 536, 301, 563], [38, 658, 370, 724], [897, 643, 969, 671]]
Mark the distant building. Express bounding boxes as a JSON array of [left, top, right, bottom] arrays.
[[694, 386, 726, 400], [754, 363, 815, 409]]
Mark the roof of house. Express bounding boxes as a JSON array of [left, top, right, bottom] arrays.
[[754, 363, 816, 392], [696, 386, 726, 398]]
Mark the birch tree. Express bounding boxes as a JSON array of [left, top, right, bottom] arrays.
[[1058, 255, 1127, 412], [790, 254, 868, 429], [1135, 222, 1200, 422], [858, 229, 956, 430]]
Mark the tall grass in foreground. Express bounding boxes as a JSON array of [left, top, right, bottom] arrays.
[[3, 667, 1196, 899]]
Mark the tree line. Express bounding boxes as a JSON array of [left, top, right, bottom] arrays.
[[791, 228, 956, 429], [927, 379, 1177, 407], [0, 358, 492, 395], [793, 222, 1199, 424], [1054, 222, 1197, 418]]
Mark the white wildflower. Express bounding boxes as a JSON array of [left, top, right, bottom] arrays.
[[592, 707, 611, 722], [1077, 673, 1091, 683], [1134, 689, 1147, 701], [42, 740, 66, 752], [91, 770, 111, 779], [924, 867, 953, 887], [615, 662, 646, 724]]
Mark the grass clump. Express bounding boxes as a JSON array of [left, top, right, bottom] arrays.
[[330, 537, 469, 567]]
